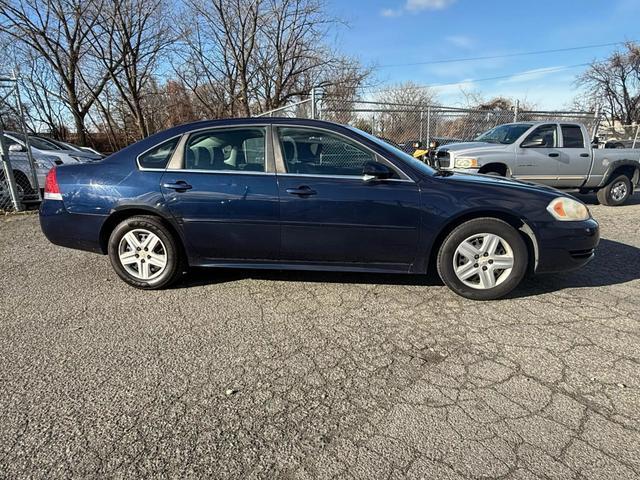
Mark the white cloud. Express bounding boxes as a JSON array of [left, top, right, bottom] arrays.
[[380, 8, 403, 17], [499, 66, 567, 84], [406, 0, 456, 11], [445, 35, 473, 49], [381, 0, 456, 17]]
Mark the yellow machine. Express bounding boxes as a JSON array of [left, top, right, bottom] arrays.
[[411, 140, 440, 163]]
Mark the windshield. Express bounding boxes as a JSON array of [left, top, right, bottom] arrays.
[[348, 126, 436, 177], [9, 132, 64, 151], [475, 123, 532, 144]]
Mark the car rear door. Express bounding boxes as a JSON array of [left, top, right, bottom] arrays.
[[160, 124, 281, 262], [556, 124, 590, 187], [513, 123, 561, 186], [273, 125, 420, 269]]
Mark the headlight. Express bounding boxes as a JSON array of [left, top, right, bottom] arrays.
[[456, 157, 479, 168], [546, 197, 590, 221], [34, 159, 55, 170]]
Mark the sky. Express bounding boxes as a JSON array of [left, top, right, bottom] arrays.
[[325, 0, 640, 109]]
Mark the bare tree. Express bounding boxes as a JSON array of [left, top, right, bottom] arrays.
[[374, 82, 438, 142], [92, 0, 175, 139], [0, 0, 118, 144], [577, 42, 640, 127]]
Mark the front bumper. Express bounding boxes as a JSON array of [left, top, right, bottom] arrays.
[[533, 218, 600, 274]]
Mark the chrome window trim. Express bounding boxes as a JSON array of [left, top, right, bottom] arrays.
[[136, 134, 183, 171], [169, 169, 276, 176], [166, 124, 274, 173], [271, 124, 415, 183], [276, 173, 414, 183]]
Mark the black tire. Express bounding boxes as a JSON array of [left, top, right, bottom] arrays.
[[13, 171, 35, 195], [107, 215, 185, 289], [437, 218, 528, 300], [596, 174, 631, 206], [482, 171, 503, 177]]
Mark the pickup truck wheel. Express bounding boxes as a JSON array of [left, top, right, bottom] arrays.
[[437, 218, 528, 300], [483, 171, 503, 177], [597, 175, 631, 206]]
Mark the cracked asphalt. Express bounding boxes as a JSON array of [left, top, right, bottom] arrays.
[[1, 194, 639, 479]]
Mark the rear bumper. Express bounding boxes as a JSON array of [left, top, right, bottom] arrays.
[[534, 218, 600, 273], [39, 200, 105, 254]]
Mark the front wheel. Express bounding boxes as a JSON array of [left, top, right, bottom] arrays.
[[108, 215, 185, 289], [596, 175, 631, 206], [437, 218, 528, 300]]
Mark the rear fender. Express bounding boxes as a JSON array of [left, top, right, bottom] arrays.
[[601, 159, 640, 188]]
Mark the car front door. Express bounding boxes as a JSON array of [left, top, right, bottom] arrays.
[[274, 126, 421, 269], [513, 124, 560, 186], [160, 125, 281, 262], [556, 124, 590, 187]]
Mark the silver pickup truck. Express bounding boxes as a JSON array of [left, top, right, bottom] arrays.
[[434, 122, 640, 205]]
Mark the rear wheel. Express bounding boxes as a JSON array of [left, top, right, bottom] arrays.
[[437, 218, 528, 300], [596, 174, 631, 206], [108, 215, 185, 289]]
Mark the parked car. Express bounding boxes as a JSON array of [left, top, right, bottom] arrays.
[[1, 134, 58, 202], [434, 122, 640, 205], [41, 137, 104, 160], [40, 118, 599, 300], [3, 131, 97, 166]]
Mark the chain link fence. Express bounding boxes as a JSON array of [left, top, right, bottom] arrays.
[[1, 74, 42, 213], [257, 94, 600, 150], [318, 99, 600, 149]]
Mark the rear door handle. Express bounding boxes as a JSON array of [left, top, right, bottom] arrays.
[[286, 185, 317, 197], [163, 181, 192, 192], [548, 153, 559, 158], [580, 153, 590, 157]]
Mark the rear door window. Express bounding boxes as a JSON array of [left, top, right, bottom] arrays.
[[561, 125, 585, 148], [184, 128, 266, 172]]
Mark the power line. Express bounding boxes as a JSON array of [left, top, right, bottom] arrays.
[[376, 40, 634, 68], [363, 63, 591, 94]]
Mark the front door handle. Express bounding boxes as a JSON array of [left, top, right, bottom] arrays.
[[580, 153, 590, 157], [163, 181, 192, 192], [286, 185, 317, 197], [548, 153, 559, 158]]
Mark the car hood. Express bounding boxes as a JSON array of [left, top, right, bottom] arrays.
[[438, 142, 510, 154], [432, 170, 567, 198]]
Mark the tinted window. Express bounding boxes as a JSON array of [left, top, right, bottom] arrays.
[[522, 124, 557, 148], [138, 137, 180, 169], [185, 128, 265, 172], [475, 123, 532, 144], [561, 125, 585, 148], [278, 127, 385, 177]]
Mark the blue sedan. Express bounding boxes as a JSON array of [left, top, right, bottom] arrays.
[[39, 118, 599, 300]]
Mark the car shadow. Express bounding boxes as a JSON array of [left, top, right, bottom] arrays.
[[573, 191, 640, 206], [175, 238, 640, 298], [507, 238, 640, 298]]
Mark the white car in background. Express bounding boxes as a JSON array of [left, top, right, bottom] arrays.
[[1, 132, 103, 205]]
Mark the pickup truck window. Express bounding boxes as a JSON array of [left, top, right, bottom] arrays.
[[522, 124, 557, 148], [561, 125, 585, 148], [475, 123, 532, 144]]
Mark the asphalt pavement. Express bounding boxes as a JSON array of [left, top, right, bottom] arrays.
[[1, 194, 639, 479]]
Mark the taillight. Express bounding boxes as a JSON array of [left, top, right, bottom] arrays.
[[44, 167, 62, 200]]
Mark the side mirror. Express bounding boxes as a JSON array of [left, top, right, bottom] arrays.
[[521, 137, 544, 148], [591, 136, 599, 147], [363, 161, 393, 182], [8, 143, 25, 152]]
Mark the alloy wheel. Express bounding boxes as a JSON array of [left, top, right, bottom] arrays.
[[452, 233, 514, 290], [118, 228, 168, 281], [610, 181, 628, 202]]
